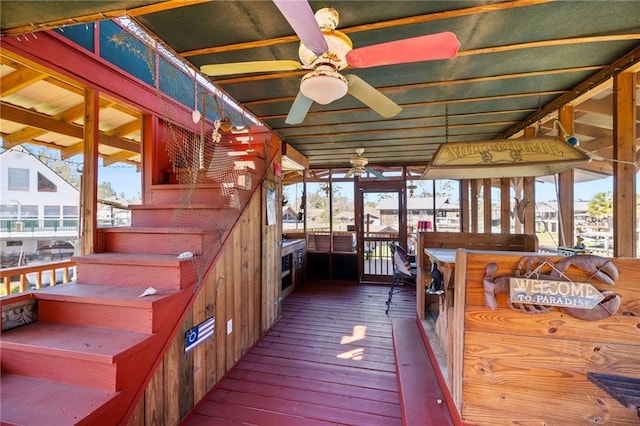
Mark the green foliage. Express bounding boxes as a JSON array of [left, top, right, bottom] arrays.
[[98, 182, 117, 199], [587, 191, 612, 218]]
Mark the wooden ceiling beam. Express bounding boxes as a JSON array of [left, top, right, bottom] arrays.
[[0, 101, 140, 153], [219, 65, 603, 91], [258, 90, 566, 123], [1, 0, 206, 36], [1, 67, 48, 96], [102, 150, 138, 167], [283, 121, 516, 140], [501, 45, 640, 137], [2, 98, 117, 148], [458, 34, 640, 58], [181, 0, 555, 57]]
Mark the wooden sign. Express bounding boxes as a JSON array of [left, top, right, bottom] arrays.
[[423, 137, 590, 178], [509, 277, 604, 309]]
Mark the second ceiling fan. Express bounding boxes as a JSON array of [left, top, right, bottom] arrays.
[[200, 0, 460, 125]]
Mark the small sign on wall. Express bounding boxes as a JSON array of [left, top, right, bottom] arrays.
[[185, 316, 215, 352], [510, 278, 604, 309]]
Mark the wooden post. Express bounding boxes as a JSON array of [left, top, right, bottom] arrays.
[[81, 88, 99, 255], [523, 127, 537, 235], [483, 178, 492, 233], [613, 71, 637, 257], [470, 180, 479, 233], [460, 180, 470, 232], [500, 178, 511, 234], [558, 106, 575, 247]]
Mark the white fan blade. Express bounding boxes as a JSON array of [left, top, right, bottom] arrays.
[[201, 60, 302, 76], [345, 169, 353, 178], [285, 91, 313, 124], [273, 0, 328, 56], [345, 74, 401, 118]]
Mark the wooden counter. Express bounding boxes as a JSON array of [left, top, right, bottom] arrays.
[[415, 233, 640, 425]]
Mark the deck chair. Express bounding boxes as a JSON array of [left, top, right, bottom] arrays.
[[385, 242, 416, 314]]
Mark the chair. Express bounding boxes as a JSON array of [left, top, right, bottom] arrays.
[[385, 242, 416, 314]]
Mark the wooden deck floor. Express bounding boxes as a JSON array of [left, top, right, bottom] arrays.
[[182, 281, 418, 425]]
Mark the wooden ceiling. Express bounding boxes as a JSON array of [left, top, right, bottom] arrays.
[[1, 0, 639, 178]]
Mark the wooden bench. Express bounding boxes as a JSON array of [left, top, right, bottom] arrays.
[[392, 318, 455, 425], [421, 231, 538, 252]]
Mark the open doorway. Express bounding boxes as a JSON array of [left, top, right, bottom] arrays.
[[357, 180, 407, 283]]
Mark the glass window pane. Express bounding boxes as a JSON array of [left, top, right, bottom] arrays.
[[8, 168, 29, 191]]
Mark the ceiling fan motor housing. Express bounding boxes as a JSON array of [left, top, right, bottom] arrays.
[[298, 8, 352, 70]]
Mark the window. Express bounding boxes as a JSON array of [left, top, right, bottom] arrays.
[[38, 172, 57, 192], [8, 168, 29, 191], [44, 205, 60, 229], [63, 205, 79, 228]]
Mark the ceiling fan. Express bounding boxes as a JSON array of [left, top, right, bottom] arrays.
[[200, 0, 460, 125], [345, 148, 385, 179]]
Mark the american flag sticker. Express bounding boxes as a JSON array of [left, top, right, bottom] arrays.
[[185, 316, 215, 352]]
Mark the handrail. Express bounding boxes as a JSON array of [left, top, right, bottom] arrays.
[[0, 260, 76, 296]]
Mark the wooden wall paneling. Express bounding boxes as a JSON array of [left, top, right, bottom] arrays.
[[216, 248, 228, 380], [224, 235, 236, 372], [232, 228, 242, 363], [204, 268, 217, 391], [192, 282, 208, 403], [144, 357, 164, 425], [558, 106, 575, 247], [240, 208, 250, 354], [164, 316, 184, 423], [249, 202, 263, 346], [500, 178, 510, 234], [613, 71, 637, 257], [457, 252, 640, 425]]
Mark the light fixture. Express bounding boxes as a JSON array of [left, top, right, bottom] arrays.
[[423, 137, 591, 179], [300, 65, 348, 105], [407, 182, 417, 197], [554, 119, 580, 146]]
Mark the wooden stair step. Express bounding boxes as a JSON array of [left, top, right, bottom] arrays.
[[392, 318, 454, 426], [147, 183, 228, 204], [0, 373, 122, 426], [130, 203, 237, 228], [1, 322, 152, 390], [99, 226, 221, 255], [35, 282, 187, 333], [73, 252, 198, 289]]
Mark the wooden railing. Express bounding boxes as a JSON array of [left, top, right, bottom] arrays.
[[0, 260, 76, 296]]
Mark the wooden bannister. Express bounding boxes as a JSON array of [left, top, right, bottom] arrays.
[[0, 260, 76, 295]]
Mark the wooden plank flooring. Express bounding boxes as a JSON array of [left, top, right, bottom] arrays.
[[182, 280, 417, 425]]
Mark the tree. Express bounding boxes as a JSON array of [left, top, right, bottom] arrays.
[[98, 182, 117, 199], [587, 191, 612, 220], [36, 148, 81, 189]]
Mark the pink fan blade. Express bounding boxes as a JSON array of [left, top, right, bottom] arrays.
[[346, 32, 460, 68], [273, 0, 328, 56]]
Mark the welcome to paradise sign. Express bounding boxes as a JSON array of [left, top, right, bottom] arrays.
[[509, 277, 604, 309]]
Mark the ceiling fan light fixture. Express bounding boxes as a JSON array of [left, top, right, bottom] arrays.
[[300, 67, 348, 105]]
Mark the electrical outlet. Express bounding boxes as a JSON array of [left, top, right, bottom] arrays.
[[226, 319, 233, 335]]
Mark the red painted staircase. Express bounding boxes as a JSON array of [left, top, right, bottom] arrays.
[[0, 142, 275, 425]]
